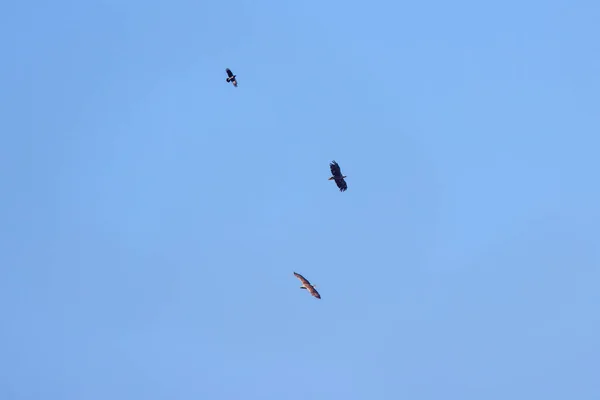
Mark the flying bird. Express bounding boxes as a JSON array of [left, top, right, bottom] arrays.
[[293, 272, 321, 299], [328, 160, 348, 192], [225, 68, 238, 87]]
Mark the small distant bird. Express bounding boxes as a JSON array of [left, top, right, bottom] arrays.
[[225, 68, 238, 87], [328, 160, 348, 192], [293, 272, 321, 299]]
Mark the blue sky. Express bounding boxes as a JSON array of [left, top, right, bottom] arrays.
[[1, 0, 599, 398]]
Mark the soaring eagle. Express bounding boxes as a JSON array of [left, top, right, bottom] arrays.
[[293, 272, 321, 299], [328, 160, 347, 192], [225, 68, 238, 87]]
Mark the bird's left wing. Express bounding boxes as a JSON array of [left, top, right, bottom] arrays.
[[294, 272, 310, 286], [330, 161, 341, 177]]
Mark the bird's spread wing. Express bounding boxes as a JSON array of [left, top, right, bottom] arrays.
[[294, 272, 320, 299], [336, 178, 347, 192], [293, 272, 310, 286], [309, 287, 321, 299], [226, 68, 234, 77], [330, 161, 342, 177]]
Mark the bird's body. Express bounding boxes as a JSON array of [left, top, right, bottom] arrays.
[[225, 68, 238, 87], [293, 272, 321, 299], [328, 161, 348, 192]]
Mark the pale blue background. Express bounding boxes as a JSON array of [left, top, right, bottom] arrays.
[[1, 0, 599, 399]]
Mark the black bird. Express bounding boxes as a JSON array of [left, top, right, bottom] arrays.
[[225, 68, 238, 87], [328, 161, 348, 192]]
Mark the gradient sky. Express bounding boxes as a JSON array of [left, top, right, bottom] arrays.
[[1, 0, 599, 399]]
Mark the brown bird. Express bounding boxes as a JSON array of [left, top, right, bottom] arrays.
[[225, 68, 238, 87], [293, 272, 321, 299]]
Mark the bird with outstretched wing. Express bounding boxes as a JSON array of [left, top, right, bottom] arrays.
[[225, 68, 238, 87], [328, 160, 348, 192], [293, 272, 321, 299]]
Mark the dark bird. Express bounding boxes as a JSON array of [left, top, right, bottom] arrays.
[[225, 68, 238, 87], [328, 160, 348, 192], [293, 272, 321, 299]]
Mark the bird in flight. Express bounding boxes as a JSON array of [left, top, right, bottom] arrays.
[[225, 68, 238, 87], [293, 272, 321, 299], [328, 160, 348, 192]]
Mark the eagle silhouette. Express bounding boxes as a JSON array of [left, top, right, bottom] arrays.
[[328, 161, 348, 192], [225, 68, 238, 87], [293, 272, 321, 299]]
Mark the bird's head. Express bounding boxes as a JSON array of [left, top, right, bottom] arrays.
[[328, 177, 334, 180]]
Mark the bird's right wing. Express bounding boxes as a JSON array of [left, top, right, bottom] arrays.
[[226, 68, 234, 77], [336, 178, 347, 192], [309, 287, 321, 299]]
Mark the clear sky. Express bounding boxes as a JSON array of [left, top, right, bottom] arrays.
[[1, 0, 599, 399]]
